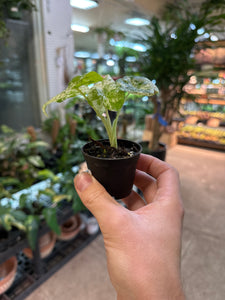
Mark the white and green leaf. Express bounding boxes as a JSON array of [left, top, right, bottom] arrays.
[[116, 76, 159, 96], [27, 155, 45, 168], [102, 75, 125, 112], [42, 71, 103, 116]]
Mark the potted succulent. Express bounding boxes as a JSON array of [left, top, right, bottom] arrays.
[[43, 71, 158, 199], [138, 0, 225, 156]]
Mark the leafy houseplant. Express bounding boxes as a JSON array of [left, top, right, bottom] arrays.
[[43, 71, 158, 198], [139, 0, 225, 151]]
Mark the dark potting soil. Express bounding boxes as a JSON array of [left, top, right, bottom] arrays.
[[85, 140, 139, 159]]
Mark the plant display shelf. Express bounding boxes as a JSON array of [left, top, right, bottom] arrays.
[[178, 137, 225, 151], [0, 202, 100, 300]]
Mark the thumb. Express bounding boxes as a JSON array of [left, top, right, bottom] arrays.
[[74, 171, 121, 227]]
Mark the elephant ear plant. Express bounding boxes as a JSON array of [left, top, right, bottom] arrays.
[[43, 71, 158, 199]]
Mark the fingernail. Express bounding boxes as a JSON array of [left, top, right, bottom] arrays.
[[75, 172, 93, 192]]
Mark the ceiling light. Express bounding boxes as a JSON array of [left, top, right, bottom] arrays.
[[132, 43, 146, 52], [197, 28, 205, 35], [189, 23, 196, 30], [75, 51, 91, 58], [109, 39, 147, 52], [71, 24, 89, 33], [91, 53, 100, 59], [125, 56, 136, 62], [106, 59, 115, 66], [70, 0, 99, 10], [210, 34, 219, 41], [125, 18, 150, 26], [203, 33, 210, 39]]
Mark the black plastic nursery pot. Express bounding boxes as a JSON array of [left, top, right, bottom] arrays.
[[139, 141, 167, 161], [82, 139, 142, 199]]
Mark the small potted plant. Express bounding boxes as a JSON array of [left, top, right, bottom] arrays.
[[43, 72, 158, 199]]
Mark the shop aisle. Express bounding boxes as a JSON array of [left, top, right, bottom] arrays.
[[26, 145, 225, 300]]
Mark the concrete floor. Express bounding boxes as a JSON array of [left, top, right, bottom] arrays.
[[26, 145, 225, 300]]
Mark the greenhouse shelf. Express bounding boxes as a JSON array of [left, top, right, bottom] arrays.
[[0, 229, 100, 300], [0, 199, 100, 300]]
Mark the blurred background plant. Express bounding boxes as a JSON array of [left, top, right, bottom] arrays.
[[138, 0, 225, 150]]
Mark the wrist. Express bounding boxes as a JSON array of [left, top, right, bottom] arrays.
[[116, 274, 185, 300]]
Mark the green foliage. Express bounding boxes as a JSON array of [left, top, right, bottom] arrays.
[[138, 0, 225, 149], [42, 207, 61, 236], [43, 71, 158, 148], [0, 125, 50, 194]]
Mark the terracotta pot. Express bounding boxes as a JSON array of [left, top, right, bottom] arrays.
[[23, 232, 56, 259], [57, 214, 82, 241], [0, 256, 17, 295], [82, 139, 142, 199]]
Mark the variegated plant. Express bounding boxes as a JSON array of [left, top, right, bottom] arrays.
[[43, 71, 158, 148]]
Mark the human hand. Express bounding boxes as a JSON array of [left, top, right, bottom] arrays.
[[74, 154, 185, 299]]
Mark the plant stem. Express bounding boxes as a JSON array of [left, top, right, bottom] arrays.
[[106, 111, 118, 148], [112, 110, 121, 147], [98, 113, 115, 147]]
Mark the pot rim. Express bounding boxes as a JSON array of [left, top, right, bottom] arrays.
[[139, 141, 167, 152], [82, 139, 142, 161], [0, 256, 17, 287]]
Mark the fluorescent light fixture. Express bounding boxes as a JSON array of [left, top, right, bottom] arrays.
[[109, 39, 147, 52], [197, 28, 205, 35], [75, 51, 90, 58], [210, 34, 219, 41], [91, 53, 100, 59], [125, 56, 136, 62], [71, 24, 89, 33], [142, 96, 148, 102], [103, 54, 111, 60], [189, 23, 196, 30], [106, 59, 115, 66], [170, 33, 177, 39], [125, 18, 150, 26], [132, 43, 146, 52], [70, 0, 98, 10], [203, 33, 210, 39]]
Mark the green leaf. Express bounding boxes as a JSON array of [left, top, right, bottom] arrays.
[[39, 188, 55, 198], [72, 191, 87, 213], [19, 193, 29, 208], [69, 71, 103, 88], [102, 75, 125, 111], [11, 210, 27, 222], [37, 169, 59, 182], [25, 215, 40, 250], [27, 141, 50, 149], [1, 125, 14, 134], [0, 214, 26, 231], [53, 194, 72, 203], [116, 76, 159, 96], [27, 155, 45, 168], [0, 177, 21, 187], [42, 207, 61, 235], [42, 72, 103, 116], [0, 206, 10, 215], [85, 83, 105, 116]]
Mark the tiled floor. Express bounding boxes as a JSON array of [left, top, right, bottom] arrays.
[[26, 145, 225, 300]]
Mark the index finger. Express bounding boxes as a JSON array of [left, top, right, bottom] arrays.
[[136, 154, 180, 198]]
